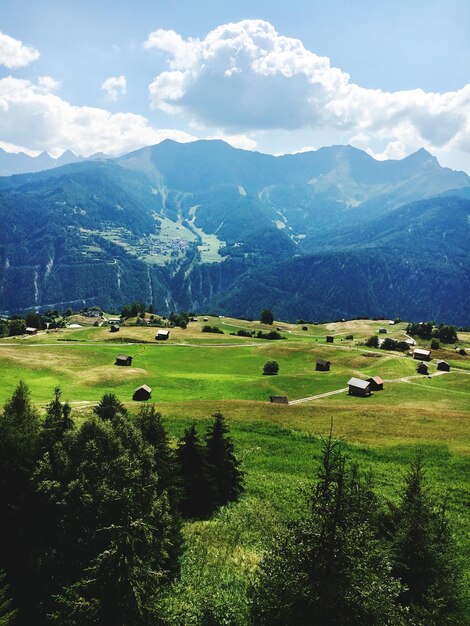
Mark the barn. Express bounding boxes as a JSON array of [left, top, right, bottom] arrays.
[[417, 362, 429, 375], [316, 359, 331, 372], [110, 324, 120, 333], [367, 375, 384, 391], [133, 384, 152, 401], [269, 395, 289, 404], [25, 327, 38, 335], [436, 359, 450, 372], [115, 354, 132, 366], [347, 377, 371, 397], [413, 348, 431, 361], [156, 329, 170, 340], [326, 335, 334, 343]]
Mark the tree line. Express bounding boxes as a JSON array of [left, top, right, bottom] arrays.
[[0, 383, 242, 626]]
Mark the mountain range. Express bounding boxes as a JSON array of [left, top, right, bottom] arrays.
[[0, 140, 469, 324]]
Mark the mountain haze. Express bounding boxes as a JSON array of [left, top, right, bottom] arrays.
[[0, 140, 469, 323]]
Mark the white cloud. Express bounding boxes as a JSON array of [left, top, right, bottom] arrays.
[[0, 31, 40, 68], [0, 76, 196, 156], [101, 75, 127, 101], [145, 19, 470, 164], [206, 133, 257, 151]]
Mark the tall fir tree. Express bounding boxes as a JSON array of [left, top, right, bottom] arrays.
[[93, 393, 128, 421], [251, 432, 406, 626], [39, 387, 73, 453], [0, 571, 16, 626], [0, 382, 40, 625], [36, 414, 180, 626], [390, 456, 463, 624], [205, 412, 243, 508], [176, 424, 215, 519]]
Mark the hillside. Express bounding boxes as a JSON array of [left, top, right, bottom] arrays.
[[0, 140, 469, 323]]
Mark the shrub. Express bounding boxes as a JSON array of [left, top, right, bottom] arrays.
[[431, 339, 440, 350], [263, 361, 279, 375], [257, 331, 283, 340], [202, 325, 224, 334], [236, 329, 252, 337]]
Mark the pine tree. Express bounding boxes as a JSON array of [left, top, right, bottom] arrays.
[[390, 456, 463, 623], [251, 432, 406, 625], [176, 424, 214, 518], [93, 393, 128, 421], [0, 571, 16, 626], [136, 405, 176, 498], [39, 387, 73, 452], [0, 382, 40, 625], [205, 412, 243, 508], [36, 414, 179, 626]]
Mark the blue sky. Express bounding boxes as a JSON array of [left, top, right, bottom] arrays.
[[1, 0, 470, 171]]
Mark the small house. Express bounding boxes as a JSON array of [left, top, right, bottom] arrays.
[[316, 359, 331, 372], [388, 320, 395, 325], [133, 384, 152, 401], [115, 354, 132, 366], [347, 377, 371, 397], [25, 327, 38, 335], [203, 317, 208, 322], [436, 359, 450, 372], [413, 348, 431, 361], [326, 335, 334, 343], [269, 395, 289, 405], [378, 328, 388, 334], [156, 329, 170, 340], [367, 375, 384, 391], [110, 324, 120, 333], [417, 362, 429, 375], [405, 338, 416, 347]]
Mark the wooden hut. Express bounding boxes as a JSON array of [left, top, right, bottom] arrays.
[[25, 327, 38, 335], [156, 329, 170, 340], [316, 359, 331, 372], [347, 377, 371, 397], [436, 359, 450, 372], [110, 324, 120, 333], [378, 328, 388, 334], [269, 395, 289, 405], [133, 384, 152, 401], [417, 362, 429, 375], [326, 335, 334, 343], [413, 348, 431, 361], [115, 354, 132, 366], [367, 375, 384, 391]]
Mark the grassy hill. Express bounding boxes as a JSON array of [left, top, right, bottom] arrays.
[[1, 315, 469, 620]]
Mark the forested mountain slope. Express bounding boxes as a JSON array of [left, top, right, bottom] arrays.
[[0, 140, 469, 323]]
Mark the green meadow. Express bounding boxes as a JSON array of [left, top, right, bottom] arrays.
[[1, 316, 469, 619]]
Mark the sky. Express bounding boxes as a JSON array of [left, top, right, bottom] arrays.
[[1, 0, 470, 171]]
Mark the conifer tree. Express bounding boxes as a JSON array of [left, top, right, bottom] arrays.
[[205, 412, 243, 508], [176, 424, 214, 518], [136, 404, 176, 499], [93, 393, 128, 421], [0, 571, 16, 626], [0, 382, 40, 625], [251, 432, 406, 625], [39, 387, 73, 452], [390, 456, 463, 623], [36, 414, 179, 626]]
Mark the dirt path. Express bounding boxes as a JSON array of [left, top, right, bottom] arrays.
[[289, 370, 454, 405]]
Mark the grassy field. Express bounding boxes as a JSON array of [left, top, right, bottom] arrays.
[[1, 316, 469, 620]]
